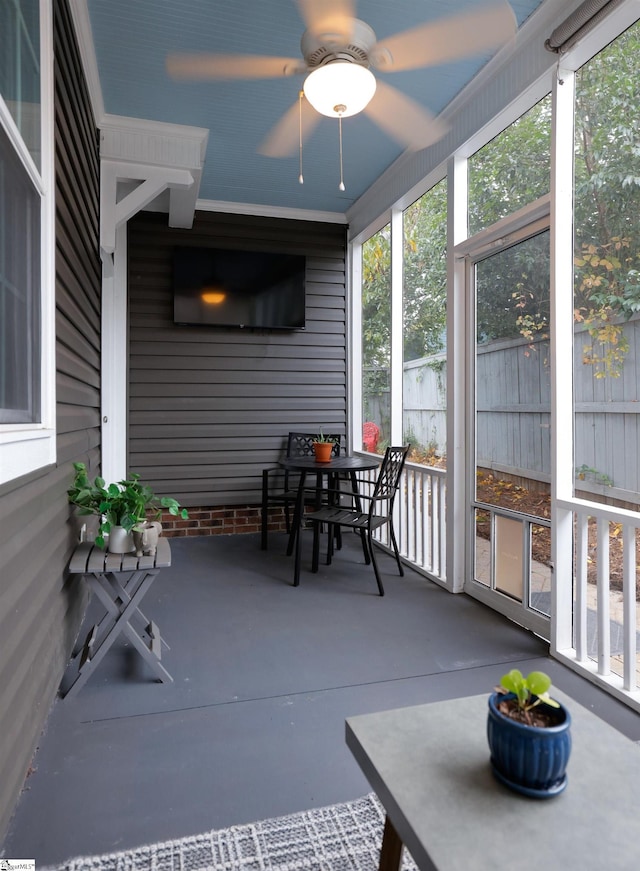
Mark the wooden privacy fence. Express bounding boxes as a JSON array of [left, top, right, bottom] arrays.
[[398, 315, 640, 504]]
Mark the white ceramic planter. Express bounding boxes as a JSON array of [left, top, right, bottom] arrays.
[[107, 525, 135, 554]]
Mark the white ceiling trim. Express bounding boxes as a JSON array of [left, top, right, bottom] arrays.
[[195, 198, 348, 224], [100, 114, 209, 168]]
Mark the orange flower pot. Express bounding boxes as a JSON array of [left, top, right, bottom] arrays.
[[313, 441, 333, 463]]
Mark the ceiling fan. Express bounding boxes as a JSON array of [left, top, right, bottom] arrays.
[[166, 0, 516, 172]]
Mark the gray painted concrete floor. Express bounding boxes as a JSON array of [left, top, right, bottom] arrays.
[[4, 533, 640, 865]]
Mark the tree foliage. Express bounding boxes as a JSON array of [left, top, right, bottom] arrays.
[[403, 180, 448, 361], [361, 182, 448, 428], [476, 230, 550, 348], [362, 227, 391, 407], [362, 226, 391, 370], [573, 21, 640, 375], [469, 96, 551, 343], [360, 19, 640, 388], [468, 97, 551, 237]]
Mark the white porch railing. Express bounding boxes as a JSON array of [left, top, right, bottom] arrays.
[[357, 456, 640, 712], [555, 498, 640, 714], [398, 461, 447, 583], [356, 457, 447, 585]]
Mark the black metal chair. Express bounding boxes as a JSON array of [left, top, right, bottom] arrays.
[[261, 431, 341, 550], [308, 445, 410, 596]]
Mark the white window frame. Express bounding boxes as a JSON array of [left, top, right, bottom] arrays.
[[0, 0, 55, 486]]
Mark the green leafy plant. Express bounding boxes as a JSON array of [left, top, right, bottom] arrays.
[[498, 669, 560, 713], [314, 429, 335, 444], [575, 464, 613, 487], [68, 462, 188, 548]]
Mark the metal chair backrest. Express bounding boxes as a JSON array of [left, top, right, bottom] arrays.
[[371, 445, 410, 506], [286, 431, 341, 459]]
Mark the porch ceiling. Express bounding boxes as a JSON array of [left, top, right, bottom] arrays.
[[84, 0, 546, 218]]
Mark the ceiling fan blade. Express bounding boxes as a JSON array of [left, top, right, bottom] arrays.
[[166, 53, 306, 81], [371, 1, 517, 72], [364, 80, 449, 151], [294, 0, 356, 42], [258, 96, 321, 158]]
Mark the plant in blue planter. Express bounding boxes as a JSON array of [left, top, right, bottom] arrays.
[[487, 669, 571, 798]]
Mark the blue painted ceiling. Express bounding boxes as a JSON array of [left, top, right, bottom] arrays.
[[87, 0, 545, 215]]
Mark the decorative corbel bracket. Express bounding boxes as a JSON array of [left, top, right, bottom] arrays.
[[98, 115, 209, 255], [100, 160, 194, 254]]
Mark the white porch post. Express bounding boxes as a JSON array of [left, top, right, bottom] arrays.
[[390, 208, 404, 445], [100, 166, 194, 484], [100, 225, 128, 483], [550, 65, 576, 653], [349, 242, 363, 454], [446, 155, 468, 593], [97, 119, 207, 482]]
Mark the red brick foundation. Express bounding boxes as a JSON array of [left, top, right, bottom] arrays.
[[160, 505, 290, 538]]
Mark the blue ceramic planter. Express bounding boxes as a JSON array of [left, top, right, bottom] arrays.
[[487, 692, 572, 798]]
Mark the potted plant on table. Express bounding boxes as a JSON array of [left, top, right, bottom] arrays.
[[312, 430, 335, 463], [487, 669, 572, 798], [67, 462, 188, 554]]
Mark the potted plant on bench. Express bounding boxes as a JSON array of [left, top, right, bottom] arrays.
[[68, 462, 188, 554]]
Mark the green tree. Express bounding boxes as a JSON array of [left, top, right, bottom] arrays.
[[361, 20, 640, 374], [403, 180, 448, 361], [476, 230, 550, 346], [362, 226, 391, 430], [362, 225, 391, 376], [573, 21, 640, 376], [469, 96, 551, 237], [468, 96, 551, 342]]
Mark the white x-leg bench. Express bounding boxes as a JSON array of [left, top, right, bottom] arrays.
[[61, 538, 173, 697]]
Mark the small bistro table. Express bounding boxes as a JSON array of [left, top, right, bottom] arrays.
[[345, 691, 640, 871], [279, 454, 380, 586], [61, 538, 173, 697]]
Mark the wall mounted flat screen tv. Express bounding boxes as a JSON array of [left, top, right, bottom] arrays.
[[172, 246, 306, 330]]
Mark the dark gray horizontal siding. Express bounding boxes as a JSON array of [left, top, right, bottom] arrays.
[[133, 211, 344, 250], [128, 435, 318, 452], [128, 316, 346, 335], [130, 347, 345, 364], [130, 371, 344, 387], [130, 382, 344, 398], [57, 345, 100, 391], [56, 308, 100, 374], [0, 0, 100, 841], [130, 399, 345, 418], [0, 468, 87, 826], [127, 211, 347, 506]]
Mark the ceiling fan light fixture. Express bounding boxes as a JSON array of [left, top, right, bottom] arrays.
[[303, 62, 376, 118]]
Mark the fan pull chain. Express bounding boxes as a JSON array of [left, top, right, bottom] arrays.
[[337, 107, 346, 191], [298, 90, 304, 184]]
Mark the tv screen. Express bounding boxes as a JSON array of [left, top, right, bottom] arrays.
[[172, 246, 306, 330]]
